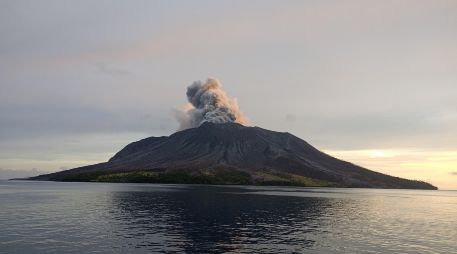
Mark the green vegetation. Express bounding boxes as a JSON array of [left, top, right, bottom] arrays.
[[96, 170, 252, 184], [254, 171, 338, 187], [56, 169, 252, 185], [53, 169, 337, 187]]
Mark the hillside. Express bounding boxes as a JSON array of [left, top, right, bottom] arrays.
[[30, 122, 437, 189]]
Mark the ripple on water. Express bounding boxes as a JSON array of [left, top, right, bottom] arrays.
[[0, 181, 456, 254]]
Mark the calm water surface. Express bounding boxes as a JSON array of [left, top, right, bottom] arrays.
[[0, 180, 456, 253]]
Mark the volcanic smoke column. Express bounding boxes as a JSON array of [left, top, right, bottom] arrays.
[[175, 78, 249, 130]]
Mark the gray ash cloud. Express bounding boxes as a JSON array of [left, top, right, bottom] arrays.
[[174, 78, 248, 130]]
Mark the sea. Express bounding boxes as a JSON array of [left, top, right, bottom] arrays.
[[0, 180, 456, 253]]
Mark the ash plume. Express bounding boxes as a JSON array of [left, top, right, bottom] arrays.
[[175, 78, 249, 130]]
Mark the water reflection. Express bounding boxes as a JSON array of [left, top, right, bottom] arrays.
[[108, 186, 338, 253], [2, 182, 457, 253]]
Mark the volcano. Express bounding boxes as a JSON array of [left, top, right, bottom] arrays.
[[30, 122, 436, 189]]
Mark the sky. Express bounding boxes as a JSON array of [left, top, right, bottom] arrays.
[[1, 0, 456, 189]]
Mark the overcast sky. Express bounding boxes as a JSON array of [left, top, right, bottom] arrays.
[[1, 0, 456, 188]]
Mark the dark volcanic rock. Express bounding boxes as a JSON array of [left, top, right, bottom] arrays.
[[30, 122, 437, 189]]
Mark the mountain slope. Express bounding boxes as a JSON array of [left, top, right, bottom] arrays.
[[30, 122, 437, 189]]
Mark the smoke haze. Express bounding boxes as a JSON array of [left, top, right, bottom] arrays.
[[175, 78, 248, 130]]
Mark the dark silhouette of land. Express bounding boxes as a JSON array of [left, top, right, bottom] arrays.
[[29, 122, 437, 189]]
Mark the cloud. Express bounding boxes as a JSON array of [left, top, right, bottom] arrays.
[[174, 78, 248, 130], [0, 168, 50, 179], [95, 62, 132, 76], [285, 114, 297, 122], [450, 172, 457, 176], [0, 103, 174, 142]]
